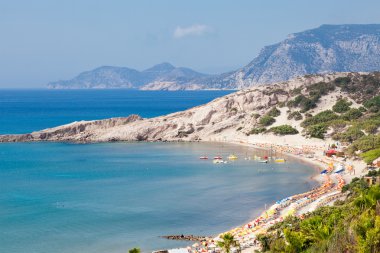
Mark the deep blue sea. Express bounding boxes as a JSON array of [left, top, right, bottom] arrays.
[[0, 90, 317, 253]]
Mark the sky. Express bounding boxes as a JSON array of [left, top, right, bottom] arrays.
[[1, 0, 380, 88]]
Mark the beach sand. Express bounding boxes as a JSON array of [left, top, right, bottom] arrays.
[[185, 134, 367, 253]]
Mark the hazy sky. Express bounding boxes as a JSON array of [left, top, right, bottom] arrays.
[[1, 0, 380, 88]]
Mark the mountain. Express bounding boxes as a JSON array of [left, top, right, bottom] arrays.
[[47, 63, 209, 90], [203, 24, 380, 89], [48, 24, 380, 90]]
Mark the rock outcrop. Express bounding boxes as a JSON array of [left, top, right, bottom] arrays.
[[4, 72, 380, 143]]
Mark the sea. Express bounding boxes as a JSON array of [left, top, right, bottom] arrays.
[[0, 90, 318, 253]]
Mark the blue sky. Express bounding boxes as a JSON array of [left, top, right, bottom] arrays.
[[1, 0, 380, 88]]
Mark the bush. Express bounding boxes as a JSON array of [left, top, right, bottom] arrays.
[[288, 111, 303, 120], [267, 107, 281, 117], [332, 98, 352, 113], [361, 148, 380, 164], [249, 127, 266, 135], [301, 110, 339, 127], [363, 95, 380, 109], [259, 115, 275, 126], [333, 126, 365, 142], [334, 76, 351, 86], [306, 124, 328, 139], [341, 108, 363, 120], [269, 125, 299, 135], [349, 135, 380, 153], [288, 95, 317, 112]]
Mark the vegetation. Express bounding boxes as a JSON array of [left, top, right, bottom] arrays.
[[333, 126, 365, 143], [348, 135, 380, 155], [301, 110, 339, 127], [332, 98, 352, 113], [257, 176, 380, 253], [128, 248, 140, 253], [361, 148, 380, 164], [267, 107, 281, 117], [364, 95, 380, 112], [260, 115, 276, 126], [287, 94, 317, 112], [341, 108, 363, 120], [305, 123, 328, 139], [249, 127, 266, 135], [287, 111, 303, 121], [269, 125, 299, 135], [217, 233, 240, 253]]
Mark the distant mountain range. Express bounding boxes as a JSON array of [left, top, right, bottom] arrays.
[[48, 24, 380, 90]]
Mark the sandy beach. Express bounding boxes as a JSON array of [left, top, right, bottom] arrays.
[[182, 135, 367, 253]]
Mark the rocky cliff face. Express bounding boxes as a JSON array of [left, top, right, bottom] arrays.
[[48, 24, 380, 90], [204, 24, 380, 89], [5, 72, 380, 143]]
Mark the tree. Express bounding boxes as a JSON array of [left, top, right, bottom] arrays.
[[128, 248, 140, 253], [217, 233, 240, 253]]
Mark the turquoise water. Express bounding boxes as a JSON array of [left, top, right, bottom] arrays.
[[0, 90, 317, 252]]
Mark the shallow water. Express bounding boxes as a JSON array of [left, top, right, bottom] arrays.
[[0, 90, 317, 252], [0, 142, 317, 252]]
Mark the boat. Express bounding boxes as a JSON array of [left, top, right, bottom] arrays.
[[320, 169, 328, 174], [258, 160, 268, 163], [333, 164, 345, 173], [274, 158, 286, 163], [213, 159, 225, 164], [228, 154, 238, 160], [213, 156, 223, 160], [199, 156, 208, 160]]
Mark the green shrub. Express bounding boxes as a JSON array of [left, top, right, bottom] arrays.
[[267, 107, 281, 117], [301, 110, 339, 127], [288, 111, 303, 120], [341, 108, 363, 120], [363, 95, 380, 109], [332, 98, 352, 113], [349, 135, 380, 153], [334, 76, 351, 86], [360, 148, 380, 164], [288, 95, 317, 112], [249, 127, 266, 135], [306, 124, 328, 139], [269, 125, 299, 135], [333, 126, 365, 142], [259, 115, 275, 126]]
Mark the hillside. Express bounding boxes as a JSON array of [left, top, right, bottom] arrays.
[[48, 24, 380, 90], [5, 72, 380, 165], [47, 63, 210, 90]]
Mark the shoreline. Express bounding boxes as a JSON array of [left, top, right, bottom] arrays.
[[180, 138, 367, 253]]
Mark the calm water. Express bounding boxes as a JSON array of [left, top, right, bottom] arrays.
[[0, 90, 317, 253], [0, 89, 233, 134]]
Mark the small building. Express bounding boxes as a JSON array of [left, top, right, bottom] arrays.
[[364, 176, 380, 186]]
